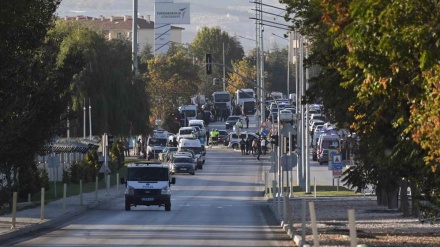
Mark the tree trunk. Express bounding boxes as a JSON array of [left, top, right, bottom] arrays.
[[400, 178, 410, 216], [386, 183, 400, 209], [410, 180, 421, 217], [376, 187, 388, 206]]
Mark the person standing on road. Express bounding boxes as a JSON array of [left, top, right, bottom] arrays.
[[261, 137, 267, 155], [124, 138, 130, 157], [240, 137, 246, 155], [256, 138, 262, 160], [245, 115, 249, 129], [206, 128, 210, 146]]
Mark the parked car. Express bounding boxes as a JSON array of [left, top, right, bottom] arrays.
[[225, 132, 259, 150], [217, 130, 228, 144], [225, 115, 243, 129]]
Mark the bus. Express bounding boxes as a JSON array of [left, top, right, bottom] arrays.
[[235, 88, 255, 106], [212, 91, 232, 110]]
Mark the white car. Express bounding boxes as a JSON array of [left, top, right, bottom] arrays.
[[176, 127, 197, 142], [188, 119, 207, 137]]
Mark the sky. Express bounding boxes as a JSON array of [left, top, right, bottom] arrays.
[[56, 0, 291, 53]]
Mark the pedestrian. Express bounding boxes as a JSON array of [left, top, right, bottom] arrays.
[[137, 138, 142, 155], [252, 138, 257, 155], [206, 128, 210, 146], [240, 137, 246, 155], [124, 138, 130, 157], [261, 137, 267, 155], [245, 137, 250, 155], [245, 115, 249, 129], [257, 138, 262, 160], [235, 119, 242, 136]]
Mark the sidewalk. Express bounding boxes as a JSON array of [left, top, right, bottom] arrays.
[[0, 180, 128, 243]]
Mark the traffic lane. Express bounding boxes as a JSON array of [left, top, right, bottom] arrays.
[[9, 148, 293, 246]]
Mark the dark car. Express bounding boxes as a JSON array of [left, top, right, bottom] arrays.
[[225, 115, 242, 129], [217, 130, 228, 144], [169, 156, 196, 175]]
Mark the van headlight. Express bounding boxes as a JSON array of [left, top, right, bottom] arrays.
[[161, 186, 170, 194], [125, 186, 134, 195]]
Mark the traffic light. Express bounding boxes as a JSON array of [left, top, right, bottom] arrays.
[[206, 53, 212, 74], [213, 78, 220, 85]]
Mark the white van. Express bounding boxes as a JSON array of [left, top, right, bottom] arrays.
[[121, 163, 176, 211], [178, 138, 205, 169]]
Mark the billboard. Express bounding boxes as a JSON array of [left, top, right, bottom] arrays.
[[155, 3, 190, 24]]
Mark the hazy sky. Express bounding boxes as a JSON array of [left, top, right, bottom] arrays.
[[56, 0, 291, 53]]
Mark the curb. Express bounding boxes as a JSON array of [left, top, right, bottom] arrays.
[[0, 193, 117, 243]]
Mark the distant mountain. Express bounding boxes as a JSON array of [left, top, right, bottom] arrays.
[[56, 0, 290, 53]]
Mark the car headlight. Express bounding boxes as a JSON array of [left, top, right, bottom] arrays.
[[125, 185, 134, 195], [161, 186, 170, 194]]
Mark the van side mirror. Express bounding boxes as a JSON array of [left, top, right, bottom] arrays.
[[120, 177, 126, 184]]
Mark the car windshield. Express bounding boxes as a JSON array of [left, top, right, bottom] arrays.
[[127, 167, 168, 181], [180, 147, 202, 154], [180, 129, 193, 135], [190, 123, 203, 128], [173, 157, 193, 163], [228, 117, 240, 121]]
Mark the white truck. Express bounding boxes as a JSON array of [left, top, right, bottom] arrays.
[[178, 104, 198, 122], [121, 162, 176, 211], [146, 129, 169, 160]]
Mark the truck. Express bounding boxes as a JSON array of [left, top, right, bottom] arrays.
[[241, 99, 256, 115], [178, 104, 198, 123], [121, 162, 176, 211], [146, 129, 169, 160], [212, 91, 232, 111], [235, 88, 255, 107]]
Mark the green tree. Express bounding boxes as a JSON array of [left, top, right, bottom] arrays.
[[0, 1, 84, 207], [190, 26, 245, 96], [282, 0, 440, 214], [147, 50, 201, 125]]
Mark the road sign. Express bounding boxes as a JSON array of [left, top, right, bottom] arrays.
[[332, 169, 343, 178], [330, 151, 343, 170]]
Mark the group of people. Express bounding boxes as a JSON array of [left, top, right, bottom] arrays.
[[239, 137, 268, 160], [212, 107, 231, 122]]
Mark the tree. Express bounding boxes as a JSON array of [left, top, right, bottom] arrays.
[[282, 0, 440, 214], [226, 59, 256, 95], [0, 0, 84, 205], [190, 26, 245, 96], [147, 50, 201, 125]]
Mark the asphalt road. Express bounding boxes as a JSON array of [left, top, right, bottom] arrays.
[[5, 147, 294, 247]]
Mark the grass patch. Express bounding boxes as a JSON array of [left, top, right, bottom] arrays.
[[266, 185, 361, 197]]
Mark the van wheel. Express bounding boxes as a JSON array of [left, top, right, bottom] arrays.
[[165, 203, 171, 211], [190, 172, 195, 175], [232, 143, 238, 150], [125, 202, 131, 211]]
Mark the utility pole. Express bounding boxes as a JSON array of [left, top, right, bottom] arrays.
[[132, 0, 139, 73]]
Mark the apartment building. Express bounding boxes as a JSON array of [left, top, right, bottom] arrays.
[[62, 15, 184, 53]]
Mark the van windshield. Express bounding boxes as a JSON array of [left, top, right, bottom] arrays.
[[181, 110, 196, 117], [127, 167, 168, 181], [148, 138, 167, 146], [321, 139, 340, 149]]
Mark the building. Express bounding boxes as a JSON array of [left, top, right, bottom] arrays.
[[62, 15, 184, 54]]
